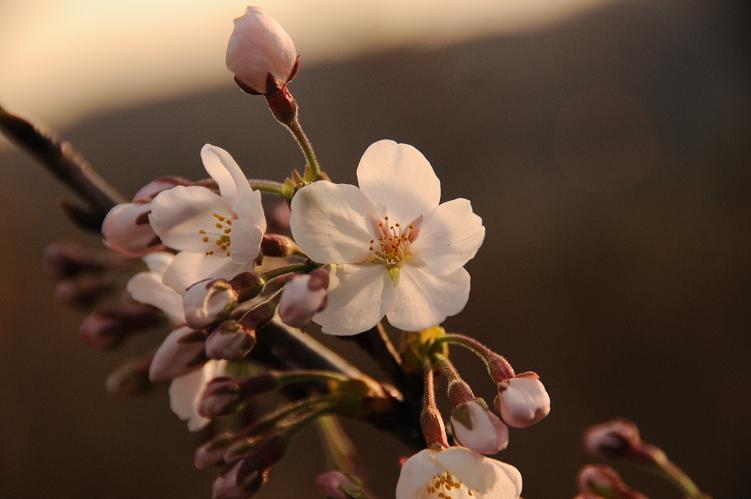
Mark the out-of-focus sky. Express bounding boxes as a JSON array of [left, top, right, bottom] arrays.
[[0, 0, 607, 129]]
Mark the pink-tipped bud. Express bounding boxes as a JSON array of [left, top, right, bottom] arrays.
[[278, 270, 328, 328], [56, 274, 112, 308], [315, 471, 363, 499], [260, 233, 299, 257], [149, 326, 207, 382], [43, 242, 118, 279], [102, 202, 161, 257], [194, 432, 235, 470], [495, 372, 550, 428], [199, 377, 243, 418], [226, 6, 299, 95], [578, 464, 648, 499], [184, 279, 239, 329], [583, 418, 642, 459], [79, 302, 160, 350], [132, 176, 189, 202], [450, 398, 509, 455], [105, 353, 153, 396], [212, 460, 268, 499], [206, 320, 257, 361]]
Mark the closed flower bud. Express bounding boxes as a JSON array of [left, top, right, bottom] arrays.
[[206, 320, 257, 361], [278, 270, 329, 328], [583, 418, 642, 459], [132, 176, 189, 202], [450, 398, 509, 455], [199, 377, 243, 418], [315, 471, 363, 499], [495, 372, 550, 428], [80, 302, 160, 350], [260, 233, 300, 257], [225, 433, 288, 470], [194, 432, 235, 470], [212, 460, 268, 499], [226, 6, 299, 95], [102, 201, 162, 257], [578, 464, 647, 499], [43, 242, 118, 279], [105, 353, 153, 396], [55, 273, 112, 308], [184, 279, 239, 329], [149, 326, 207, 381]]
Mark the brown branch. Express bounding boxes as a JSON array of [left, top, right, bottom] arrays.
[[0, 105, 126, 220]]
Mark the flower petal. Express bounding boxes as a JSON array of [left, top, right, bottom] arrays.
[[201, 144, 254, 202], [411, 198, 485, 275], [386, 266, 470, 331], [161, 251, 246, 293], [312, 264, 391, 335], [142, 251, 174, 274], [395, 449, 443, 499], [169, 360, 227, 432], [486, 460, 523, 498], [229, 189, 266, 265], [356, 139, 440, 224], [290, 181, 377, 264], [127, 271, 185, 324], [149, 186, 232, 252], [434, 447, 500, 494]]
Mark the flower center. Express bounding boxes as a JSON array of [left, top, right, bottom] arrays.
[[368, 216, 418, 281], [197, 212, 234, 257], [424, 470, 478, 497]]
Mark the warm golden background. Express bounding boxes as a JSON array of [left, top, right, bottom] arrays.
[[1, 1, 748, 497]]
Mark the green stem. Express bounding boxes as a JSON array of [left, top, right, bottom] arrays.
[[260, 261, 319, 282], [248, 178, 286, 196], [653, 456, 703, 498], [435, 333, 515, 380], [315, 415, 359, 474], [287, 116, 322, 180], [277, 369, 350, 385], [243, 395, 337, 438]]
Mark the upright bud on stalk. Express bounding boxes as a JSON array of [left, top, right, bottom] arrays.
[[102, 202, 162, 257], [495, 372, 550, 428], [227, 7, 299, 95], [278, 269, 329, 328], [315, 471, 363, 499], [577, 464, 648, 499], [149, 326, 207, 381], [583, 418, 642, 460], [184, 279, 239, 329]]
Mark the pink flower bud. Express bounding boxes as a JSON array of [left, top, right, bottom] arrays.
[[79, 302, 160, 350], [315, 471, 362, 499], [212, 459, 267, 499], [149, 326, 207, 381], [105, 353, 153, 396], [132, 176, 189, 202], [199, 377, 242, 418], [55, 274, 112, 308], [206, 320, 256, 361], [102, 202, 161, 257], [278, 270, 328, 328], [583, 418, 642, 459], [578, 464, 648, 499], [450, 398, 509, 455], [226, 6, 299, 95], [184, 279, 239, 329], [495, 372, 550, 428], [194, 432, 234, 470]]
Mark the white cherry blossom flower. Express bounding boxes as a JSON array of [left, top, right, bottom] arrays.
[[149, 144, 266, 292], [169, 359, 227, 432], [396, 446, 522, 499], [289, 139, 485, 335], [126, 252, 185, 324]]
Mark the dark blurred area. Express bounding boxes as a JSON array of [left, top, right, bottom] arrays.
[[1, 1, 749, 497]]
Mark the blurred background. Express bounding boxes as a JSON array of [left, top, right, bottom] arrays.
[[1, 0, 748, 497]]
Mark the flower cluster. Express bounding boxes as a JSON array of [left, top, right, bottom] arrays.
[[37, 6, 551, 499]]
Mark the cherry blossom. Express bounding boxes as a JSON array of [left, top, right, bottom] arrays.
[[169, 359, 228, 432], [290, 139, 485, 335]]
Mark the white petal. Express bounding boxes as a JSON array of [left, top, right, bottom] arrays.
[[486, 460, 523, 498], [357, 140, 440, 224], [434, 447, 500, 493], [127, 271, 185, 324], [149, 186, 232, 252], [201, 144, 254, 202], [161, 251, 246, 293], [386, 266, 470, 331], [395, 449, 443, 499], [142, 251, 174, 274], [312, 264, 391, 335], [169, 360, 227, 432], [290, 181, 377, 264], [229, 190, 266, 265], [411, 198, 485, 275]]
